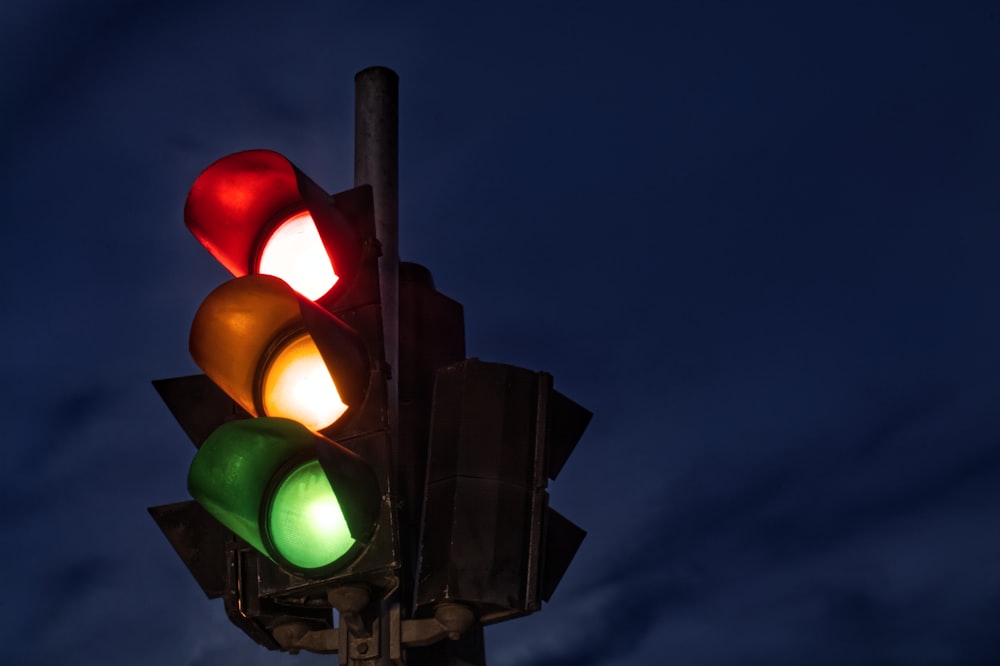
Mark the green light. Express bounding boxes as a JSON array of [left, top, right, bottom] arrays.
[[268, 459, 354, 569], [188, 417, 377, 575]]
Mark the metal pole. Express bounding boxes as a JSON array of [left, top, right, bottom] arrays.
[[354, 65, 400, 666], [353, 66, 486, 666], [354, 66, 400, 453]]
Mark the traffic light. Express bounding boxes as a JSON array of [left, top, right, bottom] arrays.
[[183, 149, 371, 309], [150, 149, 398, 649], [150, 143, 591, 661], [187, 274, 368, 435], [187, 416, 380, 575]]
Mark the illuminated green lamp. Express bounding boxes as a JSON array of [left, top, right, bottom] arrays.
[[188, 417, 380, 575]]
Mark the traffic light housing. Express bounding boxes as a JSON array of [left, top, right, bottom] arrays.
[[151, 145, 591, 658], [150, 150, 399, 649]]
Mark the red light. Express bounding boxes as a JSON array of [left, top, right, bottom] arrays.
[[258, 212, 339, 301], [185, 151, 368, 306]]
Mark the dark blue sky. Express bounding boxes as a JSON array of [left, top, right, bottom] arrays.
[[2, 2, 999, 664]]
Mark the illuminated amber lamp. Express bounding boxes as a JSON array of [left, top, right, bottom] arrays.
[[189, 274, 369, 432], [184, 149, 364, 303]]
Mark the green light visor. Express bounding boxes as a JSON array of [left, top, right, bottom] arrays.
[[188, 417, 376, 573]]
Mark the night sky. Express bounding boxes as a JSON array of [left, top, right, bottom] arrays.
[[2, 2, 999, 665]]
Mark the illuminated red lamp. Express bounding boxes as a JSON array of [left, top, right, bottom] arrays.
[[184, 150, 363, 303], [189, 274, 369, 433]]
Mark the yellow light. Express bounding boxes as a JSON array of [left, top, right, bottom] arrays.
[[258, 212, 339, 301], [261, 333, 348, 431]]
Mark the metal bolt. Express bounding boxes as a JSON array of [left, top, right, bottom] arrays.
[[434, 602, 475, 640], [328, 584, 371, 613]]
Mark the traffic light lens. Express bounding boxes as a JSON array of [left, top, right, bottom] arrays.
[[268, 459, 355, 569], [261, 333, 349, 431], [258, 211, 339, 300]]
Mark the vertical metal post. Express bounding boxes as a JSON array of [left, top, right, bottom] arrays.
[[353, 66, 487, 666], [354, 66, 400, 666], [354, 66, 400, 455]]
